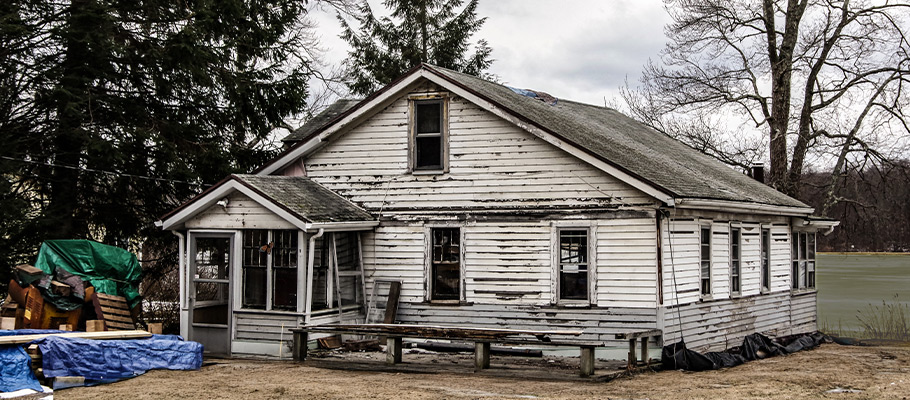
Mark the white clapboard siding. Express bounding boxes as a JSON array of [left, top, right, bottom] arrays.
[[304, 89, 656, 211], [661, 291, 818, 351], [662, 218, 701, 306], [185, 193, 295, 230], [770, 224, 793, 292], [233, 312, 298, 342], [739, 222, 762, 297], [361, 225, 428, 305], [464, 222, 552, 305], [596, 218, 658, 308], [711, 222, 731, 299]]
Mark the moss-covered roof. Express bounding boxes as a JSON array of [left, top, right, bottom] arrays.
[[283, 99, 361, 144], [234, 174, 373, 223]]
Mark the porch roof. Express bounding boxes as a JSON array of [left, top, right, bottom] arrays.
[[158, 174, 375, 230]]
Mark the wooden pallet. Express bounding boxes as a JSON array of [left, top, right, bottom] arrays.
[[92, 293, 135, 331]]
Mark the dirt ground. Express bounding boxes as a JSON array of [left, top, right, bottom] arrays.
[[55, 343, 910, 400]]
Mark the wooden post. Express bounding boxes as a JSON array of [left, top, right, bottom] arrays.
[[474, 342, 491, 371], [86, 320, 105, 332], [148, 323, 163, 334], [58, 324, 72, 331], [292, 330, 308, 361], [640, 337, 649, 364], [386, 337, 402, 365], [0, 317, 15, 330], [580, 346, 595, 377], [627, 339, 637, 368]]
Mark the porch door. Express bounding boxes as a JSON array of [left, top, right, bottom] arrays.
[[190, 235, 232, 356]]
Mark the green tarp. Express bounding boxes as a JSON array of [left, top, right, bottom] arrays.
[[33, 240, 142, 309]]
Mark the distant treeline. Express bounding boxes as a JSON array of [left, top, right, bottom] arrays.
[[800, 161, 910, 252]]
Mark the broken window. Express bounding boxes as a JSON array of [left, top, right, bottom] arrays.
[[242, 230, 298, 310], [412, 99, 446, 171], [558, 229, 589, 301], [730, 227, 741, 295], [791, 232, 816, 290], [311, 232, 363, 311], [761, 228, 771, 292], [431, 228, 460, 301], [700, 226, 712, 296]]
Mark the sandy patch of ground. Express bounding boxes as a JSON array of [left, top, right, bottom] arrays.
[[56, 343, 910, 399]]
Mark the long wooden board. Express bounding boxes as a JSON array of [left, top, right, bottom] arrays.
[[0, 330, 152, 345], [300, 323, 583, 340]]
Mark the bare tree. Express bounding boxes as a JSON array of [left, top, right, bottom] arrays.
[[622, 0, 910, 214]]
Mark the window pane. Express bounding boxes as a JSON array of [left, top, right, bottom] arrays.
[[432, 263, 460, 300], [808, 233, 816, 260], [415, 102, 441, 133], [272, 267, 297, 311], [311, 266, 329, 311], [761, 229, 770, 291], [560, 230, 587, 264], [195, 238, 229, 280], [339, 276, 361, 306], [336, 232, 359, 271], [559, 270, 588, 300], [415, 136, 442, 169], [792, 261, 799, 289], [243, 267, 266, 309]]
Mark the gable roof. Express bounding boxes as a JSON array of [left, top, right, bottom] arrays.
[[283, 99, 361, 144], [272, 64, 810, 213], [158, 174, 375, 230]]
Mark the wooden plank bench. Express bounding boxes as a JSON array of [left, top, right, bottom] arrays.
[[614, 329, 662, 368], [291, 324, 605, 377]]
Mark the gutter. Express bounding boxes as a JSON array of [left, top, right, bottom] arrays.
[[674, 198, 814, 217], [303, 229, 325, 324]]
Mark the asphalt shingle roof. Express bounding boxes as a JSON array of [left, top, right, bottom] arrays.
[[234, 174, 373, 223], [283, 99, 361, 143]]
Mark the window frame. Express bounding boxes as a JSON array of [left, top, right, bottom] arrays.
[[729, 225, 742, 297], [791, 231, 817, 291], [426, 225, 464, 303], [408, 94, 449, 174], [551, 223, 596, 306], [760, 227, 771, 293], [240, 229, 301, 312], [699, 224, 713, 299]]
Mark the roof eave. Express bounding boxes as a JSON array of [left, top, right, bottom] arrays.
[[674, 197, 814, 216]]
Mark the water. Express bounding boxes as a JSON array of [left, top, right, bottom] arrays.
[[817, 253, 910, 333]]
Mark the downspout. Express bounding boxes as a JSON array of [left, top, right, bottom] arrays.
[[304, 229, 325, 324], [171, 231, 187, 310]]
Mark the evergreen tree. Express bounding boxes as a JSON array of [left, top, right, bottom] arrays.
[[0, 0, 314, 282], [339, 0, 493, 96]]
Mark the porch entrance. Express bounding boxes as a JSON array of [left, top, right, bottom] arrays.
[[190, 235, 232, 356]]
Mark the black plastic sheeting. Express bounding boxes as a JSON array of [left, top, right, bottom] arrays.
[[662, 332, 828, 371]]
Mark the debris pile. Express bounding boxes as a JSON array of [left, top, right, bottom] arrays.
[[0, 240, 202, 396], [661, 332, 829, 371]]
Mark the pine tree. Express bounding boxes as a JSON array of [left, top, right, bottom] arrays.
[[339, 0, 493, 96], [0, 0, 314, 279]]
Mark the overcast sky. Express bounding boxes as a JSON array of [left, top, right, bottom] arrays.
[[308, 1, 673, 107]]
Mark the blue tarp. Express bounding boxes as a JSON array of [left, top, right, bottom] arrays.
[[0, 330, 64, 393], [35, 335, 203, 383], [0, 345, 42, 393]]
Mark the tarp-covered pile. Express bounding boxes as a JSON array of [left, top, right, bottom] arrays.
[[662, 332, 829, 371], [0, 330, 202, 393]]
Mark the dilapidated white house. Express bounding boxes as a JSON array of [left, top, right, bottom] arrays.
[[158, 64, 837, 358]]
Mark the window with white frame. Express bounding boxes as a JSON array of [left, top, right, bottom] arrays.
[[730, 227, 741, 295], [411, 98, 447, 172], [430, 227, 461, 301], [791, 232, 816, 290], [311, 232, 363, 311], [700, 226, 712, 296], [558, 229, 589, 301], [242, 229, 298, 310], [761, 228, 771, 292]]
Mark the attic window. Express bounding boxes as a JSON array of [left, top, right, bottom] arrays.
[[410, 97, 448, 172]]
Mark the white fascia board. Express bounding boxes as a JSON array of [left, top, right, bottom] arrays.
[[417, 72, 677, 207], [675, 198, 815, 216], [258, 72, 430, 176], [307, 220, 380, 232], [159, 180, 311, 230]]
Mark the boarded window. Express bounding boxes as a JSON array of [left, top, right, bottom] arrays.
[[558, 230, 589, 301], [431, 228, 460, 300], [700, 226, 712, 296], [413, 100, 445, 171], [730, 227, 741, 294], [761, 228, 771, 292]]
